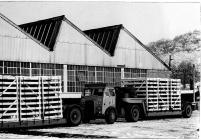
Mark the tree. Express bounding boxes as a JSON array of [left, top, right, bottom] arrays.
[[148, 30, 201, 55], [173, 30, 201, 52], [171, 61, 200, 88], [147, 30, 201, 87], [148, 39, 174, 56]]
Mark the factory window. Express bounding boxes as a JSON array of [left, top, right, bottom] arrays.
[[21, 62, 30, 76], [104, 67, 114, 86], [96, 67, 104, 83], [67, 68, 76, 92], [0, 61, 3, 74], [76, 70, 87, 92], [4, 61, 20, 75], [31, 63, 41, 76], [114, 68, 121, 86], [124, 68, 147, 78], [55, 64, 63, 76], [41, 63, 52, 76], [124, 68, 131, 78], [88, 66, 95, 83]]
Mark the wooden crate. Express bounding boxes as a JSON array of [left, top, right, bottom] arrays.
[[0, 75, 62, 123], [121, 77, 181, 112], [169, 79, 181, 110]]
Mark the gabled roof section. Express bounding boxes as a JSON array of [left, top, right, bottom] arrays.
[[122, 27, 170, 70], [84, 24, 122, 56], [19, 15, 64, 51], [0, 12, 49, 51]]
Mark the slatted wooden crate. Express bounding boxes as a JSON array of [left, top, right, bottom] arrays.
[[169, 79, 181, 110], [121, 77, 181, 112], [0, 76, 18, 122], [0, 75, 62, 123]]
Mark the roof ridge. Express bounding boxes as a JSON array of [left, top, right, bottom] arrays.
[[84, 24, 123, 32], [62, 16, 112, 56], [83, 24, 122, 56], [122, 27, 170, 70], [19, 15, 65, 26], [19, 15, 64, 51]]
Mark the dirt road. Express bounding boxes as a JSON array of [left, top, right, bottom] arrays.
[[0, 111, 200, 139]]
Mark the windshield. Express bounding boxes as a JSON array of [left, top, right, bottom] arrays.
[[84, 88, 104, 96]]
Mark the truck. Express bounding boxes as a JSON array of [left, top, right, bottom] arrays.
[[0, 76, 198, 129], [80, 78, 198, 124]]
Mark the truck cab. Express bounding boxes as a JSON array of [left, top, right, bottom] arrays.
[[81, 83, 117, 124]]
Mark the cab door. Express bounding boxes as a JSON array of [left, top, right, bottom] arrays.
[[102, 87, 116, 114]]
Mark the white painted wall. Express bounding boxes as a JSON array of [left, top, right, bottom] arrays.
[[0, 16, 50, 63], [53, 20, 168, 70], [0, 15, 168, 71], [114, 29, 168, 70], [52, 20, 111, 66]]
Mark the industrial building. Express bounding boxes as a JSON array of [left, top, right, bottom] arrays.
[[0, 13, 170, 97]]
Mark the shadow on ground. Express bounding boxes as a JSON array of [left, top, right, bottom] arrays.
[[1, 129, 115, 139]]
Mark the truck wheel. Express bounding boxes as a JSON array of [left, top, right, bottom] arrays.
[[67, 107, 82, 126], [105, 109, 116, 124], [182, 104, 192, 118], [126, 105, 140, 122]]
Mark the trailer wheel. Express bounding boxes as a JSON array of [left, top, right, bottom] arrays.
[[67, 106, 82, 126], [182, 104, 192, 118], [105, 108, 116, 124], [126, 105, 140, 122]]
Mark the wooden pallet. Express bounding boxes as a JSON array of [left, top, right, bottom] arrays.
[[121, 77, 181, 112], [0, 75, 62, 123]]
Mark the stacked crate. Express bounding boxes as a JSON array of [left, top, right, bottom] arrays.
[[169, 79, 181, 110], [157, 78, 169, 111], [0, 76, 62, 123], [121, 78, 181, 112], [0, 76, 18, 122]]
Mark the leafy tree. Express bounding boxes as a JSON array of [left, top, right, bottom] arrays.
[[148, 30, 201, 55], [147, 30, 201, 87], [171, 61, 200, 88], [148, 39, 174, 55], [173, 30, 201, 52]]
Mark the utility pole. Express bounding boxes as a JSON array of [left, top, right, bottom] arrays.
[[193, 64, 195, 103], [169, 55, 173, 70]]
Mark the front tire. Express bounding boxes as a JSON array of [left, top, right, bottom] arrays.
[[105, 109, 117, 124], [182, 104, 192, 118], [67, 106, 82, 126]]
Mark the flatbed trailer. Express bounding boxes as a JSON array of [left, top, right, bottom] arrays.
[[0, 75, 83, 130], [115, 78, 197, 121]]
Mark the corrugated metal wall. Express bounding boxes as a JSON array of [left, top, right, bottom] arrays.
[[115, 29, 168, 70], [0, 16, 50, 63], [54, 21, 169, 71]]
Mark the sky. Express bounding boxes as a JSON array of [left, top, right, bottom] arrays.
[[0, 1, 200, 44]]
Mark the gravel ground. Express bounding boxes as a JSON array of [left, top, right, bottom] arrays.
[[0, 110, 200, 139]]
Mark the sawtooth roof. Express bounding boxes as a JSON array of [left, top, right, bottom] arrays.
[[84, 24, 122, 56], [84, 25, 170, 70], [19, 15, 64, 51]]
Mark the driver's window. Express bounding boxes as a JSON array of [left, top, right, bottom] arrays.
[[93, 88, 104, 96], [105, 91, 110, 96], [109, 89, 115, 96]]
